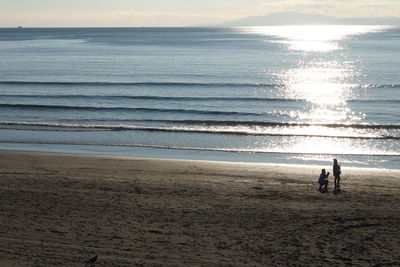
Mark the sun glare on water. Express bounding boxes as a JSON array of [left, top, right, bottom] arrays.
[[240, 25, 391, 124], [243, 25, 391, 52], [240, 25, 394, 155]]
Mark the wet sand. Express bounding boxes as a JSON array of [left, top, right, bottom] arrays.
[[0, 151, 399, 266]]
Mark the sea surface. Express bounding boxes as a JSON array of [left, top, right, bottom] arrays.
[[0, 26, 399, 169]]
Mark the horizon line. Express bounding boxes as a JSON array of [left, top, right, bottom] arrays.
[[2, 24, 400, 29]]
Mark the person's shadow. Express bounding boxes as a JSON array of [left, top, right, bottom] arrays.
[[333, 189, 342, 195], [319, 188, 329, 193]]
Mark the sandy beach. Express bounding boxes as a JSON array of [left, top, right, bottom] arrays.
[[0, 151, 400, 266]]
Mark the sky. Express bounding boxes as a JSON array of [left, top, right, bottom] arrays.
[[1, 0, 400, 27]]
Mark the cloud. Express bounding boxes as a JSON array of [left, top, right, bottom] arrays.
[[0, 9, 237, 27]]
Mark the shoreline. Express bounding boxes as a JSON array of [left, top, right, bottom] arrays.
[[2, 148, 400, 172], [1, 143, 400, 171], [1, 150, 400, 265]]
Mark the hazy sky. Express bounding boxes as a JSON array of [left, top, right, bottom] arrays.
[[1, 0, 400, 27]]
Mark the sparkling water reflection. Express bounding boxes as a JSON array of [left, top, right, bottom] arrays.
[[244, 25, 397, 155], [242, 25, 393, 52]]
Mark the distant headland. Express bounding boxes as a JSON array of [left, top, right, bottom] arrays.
[[216, 12, 400, 27]]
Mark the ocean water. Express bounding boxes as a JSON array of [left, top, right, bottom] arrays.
[[0, 26, 399, 169]]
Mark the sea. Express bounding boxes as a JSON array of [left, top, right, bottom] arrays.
[[0, 26, 399, 169]]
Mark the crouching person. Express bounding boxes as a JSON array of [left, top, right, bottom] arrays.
[[318, 169, 330, 192]]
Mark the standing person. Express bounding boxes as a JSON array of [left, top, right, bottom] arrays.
[[318, 169, 330, 192], [333, 159, 341, 191]]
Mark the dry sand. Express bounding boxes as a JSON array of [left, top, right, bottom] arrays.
[[0, 150, 399, 266]]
